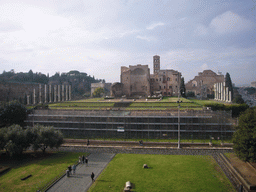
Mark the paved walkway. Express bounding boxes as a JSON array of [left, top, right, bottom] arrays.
[[47, 153, 115, 192]]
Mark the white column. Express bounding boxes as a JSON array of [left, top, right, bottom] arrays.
[[58, 85, 61, 102], [44, 84, 47, 103], [54, 85, 57, 102], [33, 88, 36, 104], [49, 85, 52, 103], [66, 85, 68, 101], [39, 84, 42, 104], [62, 84, 65, 101], [69, 85, 71, 100], [27, 95, 30, 105]]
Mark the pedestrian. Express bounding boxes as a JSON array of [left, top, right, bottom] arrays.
[[85, 157, 88, 166], [91, 172, 95, 182], [82, 155, 85, 164], [79, 156, 82, 164], [68, 165, 72, 175], [72, 164, 76, 174], [87, 139, 90, 146]]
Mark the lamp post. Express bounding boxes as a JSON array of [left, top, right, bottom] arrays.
[[177, 88, 184, 149]]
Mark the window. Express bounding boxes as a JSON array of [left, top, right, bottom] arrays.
[[159, 86, 161, 89], [156, 79, 158, 81], [164, 86, 165, 89], [169, 86, 172, 89], [167, 77, 170, 81], [159, 78, 161, 81]]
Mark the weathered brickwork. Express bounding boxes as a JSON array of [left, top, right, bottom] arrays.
[[111, 55, 182, 97], [186, 70, 224, 98]]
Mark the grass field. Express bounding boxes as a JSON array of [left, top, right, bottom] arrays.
[[47, 97, 205, 110], [0, 151, 87, 192], [89, 154, 234, 192]]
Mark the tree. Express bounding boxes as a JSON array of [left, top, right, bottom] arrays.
[[4, 125, 30, 156], [32, 124, 63, 153], [225, 73, 233, 101], [180, 77, 186, 97], [0, 101, 28, 128], [0, 128, 6, 150], [232, 107, 256, 162], [92, 87, 105, 98]]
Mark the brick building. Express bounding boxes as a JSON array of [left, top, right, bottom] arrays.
[[111, 55, 182, 97], [186, 70, 224, 99]]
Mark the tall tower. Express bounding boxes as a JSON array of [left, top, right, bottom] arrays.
[[153, 55, 160, 74]]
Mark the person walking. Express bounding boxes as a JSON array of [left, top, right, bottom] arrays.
[[68, 165, 72, 175], [72, 164, 76, 175], [85, 157, 88, 166], [82, 155, 85, 164], [91, 172, 95, 182], [79, 156, 82, 164]]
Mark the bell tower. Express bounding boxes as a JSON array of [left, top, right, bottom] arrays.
[[153, 55, 160, 74]]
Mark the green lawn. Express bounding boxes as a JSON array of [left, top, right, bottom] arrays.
[[0, 152, 87, 192], [89, 154, 234, 192]]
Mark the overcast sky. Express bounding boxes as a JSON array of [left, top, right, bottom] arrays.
[[0, 0, 255, 86]]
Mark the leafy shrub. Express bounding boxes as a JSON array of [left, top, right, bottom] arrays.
[[233, 107, 256, 162]]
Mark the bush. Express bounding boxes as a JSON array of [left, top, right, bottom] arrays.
[[232, 107, 256, 162], [0, 101, 28, 128], [1, 124, 64, 156], [187, 92, 195, 97], [204, 103, 249, 118]]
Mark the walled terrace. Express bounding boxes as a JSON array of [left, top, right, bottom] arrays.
[[26, 108, 236, 141]]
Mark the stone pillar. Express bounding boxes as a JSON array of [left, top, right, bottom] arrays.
[[216, 83, 219, 100], [213, 83, 216, 100], [229, 91, 232, 102], [220, 82, 223, 101], [39, 84, 42, 104], [49, 85, 52, 103], [66, 85, 68, 101], [27, 95, 30, 105], [223, 82, 226, 102], [62, 84, 65, 101], [58, 85, 61, 102], [33, 88, 36, 104], [69, 85, 71, 100], [54, 85, 57, 102], [219, 83, 221, 100], [226, 87, 229, 102], [44, 84, 47, 103]]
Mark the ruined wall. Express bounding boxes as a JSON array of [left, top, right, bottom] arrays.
[[186, 70, 225, 96]]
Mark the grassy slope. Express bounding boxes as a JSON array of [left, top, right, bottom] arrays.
[[0, 152, 87, 192], [89, 154, 234, 192]]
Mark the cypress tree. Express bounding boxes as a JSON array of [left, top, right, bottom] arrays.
[[225, 72, 233, 101]]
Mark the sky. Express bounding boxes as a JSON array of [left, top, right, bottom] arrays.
[[0, 0, 255, 86]]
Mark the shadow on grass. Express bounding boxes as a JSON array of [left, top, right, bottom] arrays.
[[97, 179, 112, 183]]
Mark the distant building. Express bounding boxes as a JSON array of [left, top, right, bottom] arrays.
[[251, 81, 256, 88], [111, 55, 182, 97], [186, 70, 224, 99], [91, 82, 112, 96]]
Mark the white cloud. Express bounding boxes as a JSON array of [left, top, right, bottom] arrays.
[[136, 35, 156, 42], [146, 22, 165, 30], [194, 24, 208, 36], [210, 11, 253, 34]]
